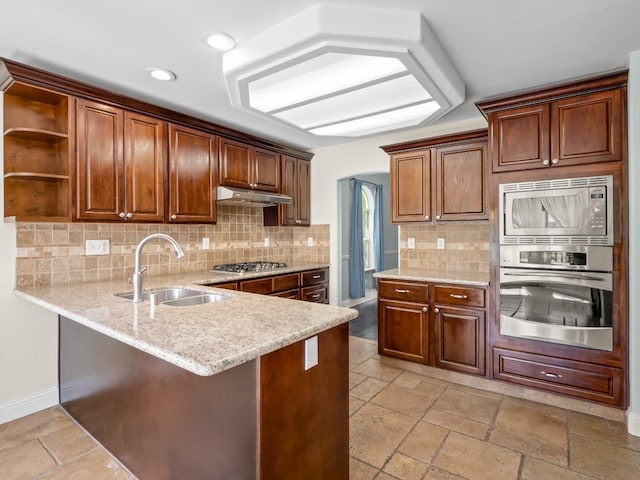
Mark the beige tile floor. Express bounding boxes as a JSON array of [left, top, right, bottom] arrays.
[[1, 336, 639, 479]]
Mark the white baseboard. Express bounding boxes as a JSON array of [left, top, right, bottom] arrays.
[[0, 387, 58, 425], [628, 410, 640, 437]]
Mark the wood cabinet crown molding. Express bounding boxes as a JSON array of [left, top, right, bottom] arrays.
[[0, 57, 313, 161], [380, 128, 488, 154], [475, 70, 627, 117]]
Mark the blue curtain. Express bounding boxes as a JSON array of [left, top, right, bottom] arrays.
[[349, 180, 365, 299], [373, 184, 385, 272]]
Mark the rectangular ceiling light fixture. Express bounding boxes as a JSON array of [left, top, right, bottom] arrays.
[[223, 3, 464, 137]]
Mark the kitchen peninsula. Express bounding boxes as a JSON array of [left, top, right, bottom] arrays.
[[15, 266, 357, 480]]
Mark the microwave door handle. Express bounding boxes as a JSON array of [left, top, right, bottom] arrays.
[[502, 271, 607, 282]]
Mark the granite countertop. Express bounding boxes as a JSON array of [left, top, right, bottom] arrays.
[[15, 264, 357, 377], [373, 268, 489, 287]]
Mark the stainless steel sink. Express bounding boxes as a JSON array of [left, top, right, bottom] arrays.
[[115, 287, 231, 307]]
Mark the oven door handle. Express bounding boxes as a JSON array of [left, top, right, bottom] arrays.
[[502, 271, 607, 282]]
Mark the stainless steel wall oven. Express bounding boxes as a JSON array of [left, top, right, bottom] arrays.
[[498, 175, 615, 351]]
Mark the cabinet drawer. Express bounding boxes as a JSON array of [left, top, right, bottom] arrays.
[[273, 273, 300, 292], [271, 288, 300, 300], [434, 285, 485, 308], [240, 277, 273, 294], [211, 281, 238, 291], [378, 280, 428, 303], [493, 348, 623, 406], [301, 268, 328, 287], [301, 285, 328, 303]]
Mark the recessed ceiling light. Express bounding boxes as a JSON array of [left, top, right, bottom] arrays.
[[146, 67, 176, 81], [203, 32, 235, 51]]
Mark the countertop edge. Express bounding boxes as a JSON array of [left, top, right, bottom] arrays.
[[373, 269, 489, 287]]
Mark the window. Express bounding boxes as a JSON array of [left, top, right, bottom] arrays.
[[362, 185, 374, 270]]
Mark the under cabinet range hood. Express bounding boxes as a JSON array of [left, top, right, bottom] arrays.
[[215, 186, 292, 207]]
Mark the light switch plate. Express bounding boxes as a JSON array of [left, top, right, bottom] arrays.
[[202, 237, 210, 249], [437, 238, 445, 250], [264, 237, 270, 247], [85, 239, 109, 256], [304, 336, 318, 370], [307, 237, 314, 247], [407, 237, 415, 249]]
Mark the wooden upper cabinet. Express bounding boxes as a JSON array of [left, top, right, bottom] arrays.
[[123, 112, 164, 222], [76, 99, 124, 221], [219, 138, 280, 192], [435, 141, 487, 221], [3, 82, 73, 220], [385, 129, 487, 224], [477, 72, 627, 172], [280, 155, 310, 225], [390, 150, 432, 223], [76, 99, 164, 222], [551, 89, 623, 166], [168, 124, 217, 223]]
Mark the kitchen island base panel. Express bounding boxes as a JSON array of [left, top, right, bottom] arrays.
[[59, 316, 257, 480]]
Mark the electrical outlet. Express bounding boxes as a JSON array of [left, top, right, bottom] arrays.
[[85, 239, 110, 256], [407, 237, 415, 249], [202, 237, 210, 249], [264, 237, 270, 247], [437, 238, 445, 249], [307, 236, 314, 247], [304, 336, 318, 370]]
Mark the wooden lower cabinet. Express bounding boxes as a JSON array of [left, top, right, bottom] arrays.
[[260, 323, 348, 479], [60, 317, 348, 480], [493, 347, 624, 406], [377, 280, 486, 373], [433, 306, 485, 375]]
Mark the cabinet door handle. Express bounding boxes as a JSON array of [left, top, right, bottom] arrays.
[[551, 158, 559, 164], [449, 293, 468, 299], [119, 212, 126, 219], [541, 371, 562, 378], [311, 294, 321, 299], [170, 214, 177, 220], [436, 215, 441, 220], [394, 289, 411, 293], [126, 212, 133, 219], [295, 220, 302, 224], [312, 275, 321, 279], [425, 215, 430, 220], [542, 159, 550, 166], [422, 307, 428, 313], [433, 307, 439, 313]]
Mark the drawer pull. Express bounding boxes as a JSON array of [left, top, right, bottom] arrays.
[[311, 294, 321, 299], [449, 293, 468, 299], [312, 275, 321, 279], [395, 289, 411, 293], [541, 371, 562, 379], [433, 307, 439, 313]]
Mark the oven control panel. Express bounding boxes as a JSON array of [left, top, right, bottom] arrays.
[[589, 186, 607, 232], [519, 250, 586, 266]]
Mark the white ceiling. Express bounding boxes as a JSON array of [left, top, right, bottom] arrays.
[[1, 0, 639, 151]]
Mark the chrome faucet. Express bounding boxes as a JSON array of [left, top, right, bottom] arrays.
[[130, 233, 185, 302]]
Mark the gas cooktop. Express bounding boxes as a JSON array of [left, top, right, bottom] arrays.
[[211, 261, 288, 275]]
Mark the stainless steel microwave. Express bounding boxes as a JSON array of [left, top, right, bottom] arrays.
[[499, 175, 613, 246]]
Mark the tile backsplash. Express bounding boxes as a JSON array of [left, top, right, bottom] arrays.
[[15, 205, 329, 288], [399, 223, 490, 273]]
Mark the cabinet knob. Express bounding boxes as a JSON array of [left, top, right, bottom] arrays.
[[126, 212, 133, 219], [425, 215, 430, 220], [551, 158, 559, 164], [118, 212, 126, 219], [434, 307, 440, 313], [422, 307, 428, 313], [295, 219, 302, 224], [542, 159, 550, 166], [170, 214, 177, 220], [436, 215, 441, 220]]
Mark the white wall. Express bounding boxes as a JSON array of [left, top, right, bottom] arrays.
[[627, 50, 640, 436], [0, 94, 59, 424], [311, 117, 486, 305]]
